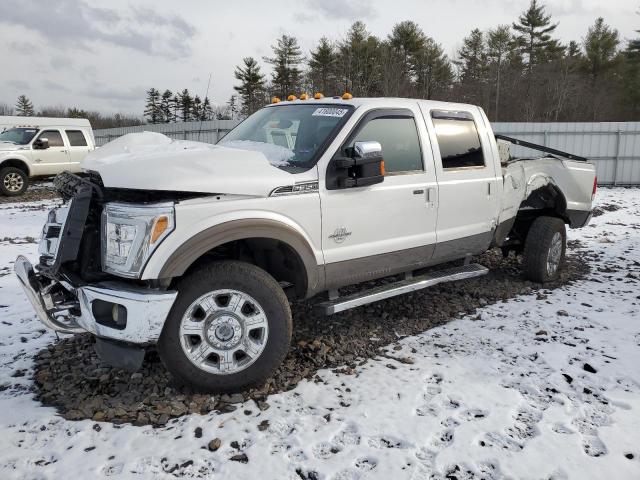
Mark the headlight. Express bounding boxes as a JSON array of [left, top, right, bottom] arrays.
[[102, 202, 175, 278]]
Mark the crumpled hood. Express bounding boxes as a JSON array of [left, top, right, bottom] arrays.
[[82, 132, 296, 197]]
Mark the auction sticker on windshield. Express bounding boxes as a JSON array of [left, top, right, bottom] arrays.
[[312, 107, 349, 117]]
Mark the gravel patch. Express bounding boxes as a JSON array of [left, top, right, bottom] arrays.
[[0, 181, 59, 204], [31, 248, 591, 426]]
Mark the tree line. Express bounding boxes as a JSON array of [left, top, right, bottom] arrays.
[[232, 0, 640, 122], [1, 95, 143, 130], [142, 88, 239, 123]]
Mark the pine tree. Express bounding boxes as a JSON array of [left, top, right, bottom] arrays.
[[338, 22, 381, 96], [456, 29, 489, 83], [388, 21, 427, 94], [487, 25, 514, 120], [15, 95, 35, 116], [201, 97, 214, 121], [67, 107, 88, 118], [308, 37, 339, 95], [234, 57, 266, 116], [160, 89, 173, 123], [513, 0, 563, 70], [582, 17, 620, 82], [143, 88, 161, 124], [178, 89, 193, 122], [227, 95, 239, 119], [264, 35, 305, 98], [172, 94, 180, 123], [192, 95, 203, 121], [412, 37, 453, 99]]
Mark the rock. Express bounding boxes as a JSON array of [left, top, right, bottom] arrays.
[[583, 363, 597, 374], [557, 310, 569, 317], [229, 453, 248, 463], [562, 374, 573, 384], [257, 401, 270, 411], [92, 411, 105, 422], [535, 330, 548, 336], [258, 420, 269, 431], [194, 427, 203, 438], [208, 438, 221, 452], [220, 393, 244, 404]]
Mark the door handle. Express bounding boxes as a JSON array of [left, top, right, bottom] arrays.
[[426, 187, 436, 203], [413, 189, 424, 195]]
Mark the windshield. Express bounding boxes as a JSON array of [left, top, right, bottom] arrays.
[[0, 127, 39, 145], [218, 104, 353, 171]]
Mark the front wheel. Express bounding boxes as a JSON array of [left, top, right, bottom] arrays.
[[158, 260, 292, 393], [0, 167, 28, 196], [522, 216, 566, 283]]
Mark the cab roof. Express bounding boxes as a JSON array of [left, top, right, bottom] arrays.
[[266, 97, 483, 113]]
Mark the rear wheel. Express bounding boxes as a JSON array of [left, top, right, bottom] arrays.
[[522, 216, 566, 282], [158, 260, 292, 392], [0, 167, 28, 196]]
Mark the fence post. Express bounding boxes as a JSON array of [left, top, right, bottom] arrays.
[[613, 130, 621, 186], [543, 130, 548, 147]]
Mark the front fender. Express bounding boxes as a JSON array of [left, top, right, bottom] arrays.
[[141, 208, 323, 293]]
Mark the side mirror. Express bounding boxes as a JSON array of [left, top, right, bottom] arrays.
[[34, 138, 49, 150], [330, 141, 385, 189]]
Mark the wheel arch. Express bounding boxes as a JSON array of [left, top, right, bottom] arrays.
[[156, 219, 322, 299], [0, 158, 31, 176]]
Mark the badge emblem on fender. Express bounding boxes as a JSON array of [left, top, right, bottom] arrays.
[[329, 227, 352, 244]]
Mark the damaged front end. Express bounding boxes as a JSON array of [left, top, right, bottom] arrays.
[[14, 172, 181, 371]]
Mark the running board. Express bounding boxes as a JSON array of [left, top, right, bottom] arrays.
[[315, 263, 489, 315]]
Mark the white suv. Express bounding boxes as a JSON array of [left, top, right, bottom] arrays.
[[0, 116, 95, 196]]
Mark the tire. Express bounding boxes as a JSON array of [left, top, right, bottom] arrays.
[[0, 167, 28, 196], [158, 260, 292, 393], [522, 216, 566, 283]]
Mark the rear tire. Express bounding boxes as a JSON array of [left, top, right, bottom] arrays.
[[158, 260, 292, 393], [0, 167, 28, 196], [522, 216, 566, 283]]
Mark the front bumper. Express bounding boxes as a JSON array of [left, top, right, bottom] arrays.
[[15, 255, 177, 344]]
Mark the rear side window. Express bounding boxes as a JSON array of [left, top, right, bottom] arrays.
[[66, 130, 87, 146], [351, 117, 422, 173], [38, 130, 64, 147], [431, 111, 485, 169]]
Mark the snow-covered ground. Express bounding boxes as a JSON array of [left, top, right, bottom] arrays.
[[0, 188, 638, 480]]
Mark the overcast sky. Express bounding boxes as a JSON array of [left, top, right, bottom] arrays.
[[1, 0, 637, 116]]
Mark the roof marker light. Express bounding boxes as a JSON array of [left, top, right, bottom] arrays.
[[342, 92, 353, 100], [299, 93, 309, 100], [287, 94, 297, 101], [271, 97, 281, 104], [314, 92, 324, 99]]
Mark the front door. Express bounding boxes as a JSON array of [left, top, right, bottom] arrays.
[[320, 106, 438, 290], [30, 129, 70, 176]]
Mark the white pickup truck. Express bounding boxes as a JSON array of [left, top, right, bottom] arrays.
[[15, 97, 596, 392], [0, 116, 94, 196]]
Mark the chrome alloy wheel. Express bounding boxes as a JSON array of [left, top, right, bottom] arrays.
[[179, 289, 269, 375], [3, 172, 24, 193], [546, 231, 563, 276]]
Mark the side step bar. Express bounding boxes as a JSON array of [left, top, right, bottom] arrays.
[[315, 263, 488, 315]]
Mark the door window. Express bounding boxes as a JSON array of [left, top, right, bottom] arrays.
[[431, 111, 485, 169], [350, 116, 423, 174], [66, 130, 88, 146], [37, 130, 64, 147]]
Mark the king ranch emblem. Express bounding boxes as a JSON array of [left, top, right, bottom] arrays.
[[329, 227, 352, 244]]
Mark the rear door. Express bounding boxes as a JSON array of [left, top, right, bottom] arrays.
[[64, 129, 91, 172], [421, 106, 501, 261], [320, 106, 438, 289], [30, 129, 70, 175]]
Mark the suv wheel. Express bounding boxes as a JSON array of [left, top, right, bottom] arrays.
[[522, 216, 566, 283], [0, 167, 28, 196], [158, 260, 292, 392]]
